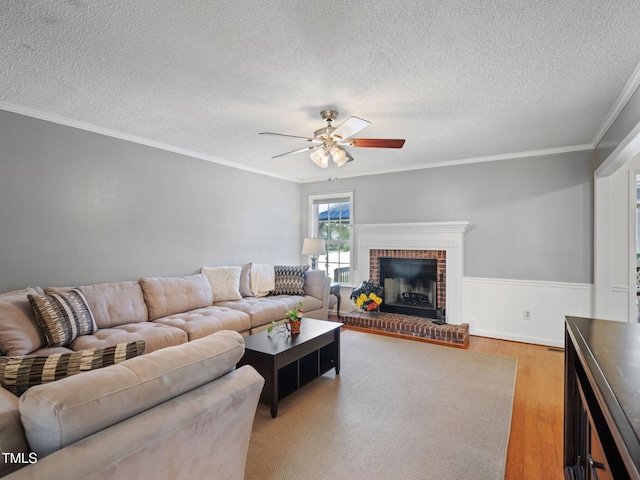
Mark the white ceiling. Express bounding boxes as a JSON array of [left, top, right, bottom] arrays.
[[2, 1, 640, 183]]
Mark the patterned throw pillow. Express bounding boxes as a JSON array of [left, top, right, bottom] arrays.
[[270, 265, 310, 296], [0, 340, 146, 396], [28, 289, 98, 347]]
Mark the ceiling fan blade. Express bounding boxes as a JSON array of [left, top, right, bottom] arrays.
[[259, 132, 316, 142], [330, 116, 371, 141], [347, 138, 406, 148], [271, 145, 319, 158]]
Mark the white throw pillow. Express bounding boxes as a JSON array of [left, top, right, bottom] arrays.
[[201, 266, 242, 302]]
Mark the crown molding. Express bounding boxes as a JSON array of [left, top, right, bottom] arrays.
[[591, 61, 640, 147], [0, 101, 600, 185], [595, 119, 640, 177], [301, 144, 594, 183], [0, 102, 294, 182]]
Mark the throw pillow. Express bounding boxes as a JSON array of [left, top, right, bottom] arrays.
[[0, 340, 146, 396], [28, 289, 98, 348], [0, 287, 47, 356], [270, 265, 310, 296], [239, 263, 253, 297], [201, 266, 243, 302]]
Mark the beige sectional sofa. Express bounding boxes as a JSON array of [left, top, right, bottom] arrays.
[[1, 332, 264, 480], [0, 266, 330, 479]]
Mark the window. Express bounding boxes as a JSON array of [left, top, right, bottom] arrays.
[[309, 192, 353, 285]]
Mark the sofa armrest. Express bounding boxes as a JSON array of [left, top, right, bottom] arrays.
[[4, 366, 264, 480], [0, 387, 30, 478], [302, 271, 331, 320], [303, 270, 328, 300]]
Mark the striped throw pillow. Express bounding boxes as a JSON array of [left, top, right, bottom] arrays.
[[0, 340, 146, 396], [28, 289, 98, 347], [269, 265, 309, 296]]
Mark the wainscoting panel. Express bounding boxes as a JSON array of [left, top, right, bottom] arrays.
[[609, 285, 631, 322], [463, 277, 593, 347]]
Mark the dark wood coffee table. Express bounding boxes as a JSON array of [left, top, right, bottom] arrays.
[[238, 318, 342, 418]]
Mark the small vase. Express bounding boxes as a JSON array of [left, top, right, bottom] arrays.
[[287, 320, 301, 334]]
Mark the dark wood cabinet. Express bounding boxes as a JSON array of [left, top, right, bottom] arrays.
[[564, 316, 640, 479]]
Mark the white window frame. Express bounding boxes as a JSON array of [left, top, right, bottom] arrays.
[[308, 191, 354, 285]]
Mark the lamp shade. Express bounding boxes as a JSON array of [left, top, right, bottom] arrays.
[[310, 149, 329, 168], [330, 146, 348, 167], [302, 238, 326, 256]]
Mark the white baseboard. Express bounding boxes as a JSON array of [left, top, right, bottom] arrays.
[[463, 277, 593, 347], [471, 328, 565, 348]]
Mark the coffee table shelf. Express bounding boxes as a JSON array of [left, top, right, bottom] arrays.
[[238, 318, 342, 418]]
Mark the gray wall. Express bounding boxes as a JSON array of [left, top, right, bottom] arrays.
[[302, 150, 594, 284], [0, 110, 301, 292], [596, 85, 640, 168], [0, 108, 594, 292]]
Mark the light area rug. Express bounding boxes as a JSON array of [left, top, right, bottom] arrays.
[[244, 329, 517, 480]]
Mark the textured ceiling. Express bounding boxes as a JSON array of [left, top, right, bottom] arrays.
[[2, 1, 640, 182]]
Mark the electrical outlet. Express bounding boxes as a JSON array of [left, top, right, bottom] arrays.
[[523, 308, 532, 320]]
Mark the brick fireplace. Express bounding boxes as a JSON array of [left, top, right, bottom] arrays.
[[370, 249, 446, 318], [351, 222, 470, 324]]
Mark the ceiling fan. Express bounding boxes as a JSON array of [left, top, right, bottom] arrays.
[[259, 110, 405, 168]]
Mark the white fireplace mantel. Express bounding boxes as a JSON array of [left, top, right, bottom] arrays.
[[351, 221, 471, 325]]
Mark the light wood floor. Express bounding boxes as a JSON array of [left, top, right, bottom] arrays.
[[468, 335, 565, 480]]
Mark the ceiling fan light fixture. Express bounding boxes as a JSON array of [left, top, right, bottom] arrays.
[[310, 148, 329, 168], [330, 146, 348, 167], [261, 109, 405, 168]]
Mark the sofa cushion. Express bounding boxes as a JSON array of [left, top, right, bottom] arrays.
[[0, 287, 47, 356], [139, 274, 213, 321], [46, 281, 149, 328], [28, 289, 98, 348], [0, 340, 146, 397], [19, 330, 245, 457], [68, 322, 187, 353], [201, 266, 242, 302], [239, 263, 253, 297], [153, 306, 251, 340], [270, 265, 309, 296], [300, 295, 323, 313], [28, 346, 76, 356], [215, 296, 297, 329]]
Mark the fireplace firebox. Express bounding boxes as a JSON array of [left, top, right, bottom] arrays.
[[379, 257, 439, 319]]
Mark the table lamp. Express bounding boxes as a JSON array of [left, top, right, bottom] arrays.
[[302, 238, 326, 270]]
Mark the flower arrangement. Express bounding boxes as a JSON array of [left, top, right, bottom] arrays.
[[350, 280, 384, 312]]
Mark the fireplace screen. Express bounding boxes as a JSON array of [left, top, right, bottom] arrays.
[[379, 257, 438, 318]]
